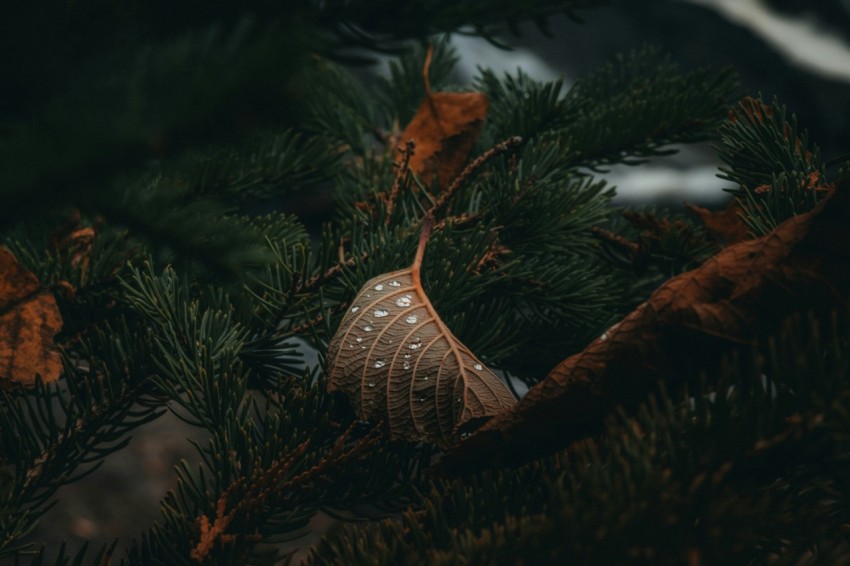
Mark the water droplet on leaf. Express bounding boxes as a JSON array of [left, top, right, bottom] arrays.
[[405, 314, 418, 324], [374, 309, 389, 318]]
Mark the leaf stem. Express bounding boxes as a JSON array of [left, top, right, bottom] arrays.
[[412, 217, 434, 285]]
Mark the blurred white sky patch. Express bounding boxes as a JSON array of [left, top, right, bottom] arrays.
[[682, 0, 850, 83], [604, 164, 728, 205]]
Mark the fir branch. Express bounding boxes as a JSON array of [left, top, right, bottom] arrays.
[[426, 136, 523, 220], [717, 96, 833, 236], [561, 46, 737, 169], [175, 130, 342, 204], [0, 320, 163, 558]]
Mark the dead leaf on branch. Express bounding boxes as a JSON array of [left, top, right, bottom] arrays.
[[398, 45, 489, 188], [686, 198, 749, 247], [0, 248, 64, 387], [443, 178, 850, 471], [326, 221, 516, 447]]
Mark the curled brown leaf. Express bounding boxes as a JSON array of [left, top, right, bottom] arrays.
[[443, 179, 850, 471]]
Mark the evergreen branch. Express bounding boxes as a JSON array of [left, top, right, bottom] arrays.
[[384, 140, 416, 225], [0, 324, 162, 558], [476, 69, 579, 142], [561, 46, 738, 169], [426, 136, 523, 220], [175, 130, 342, 204], [717, 96, 833, 236], [313, 0, 607, 52]]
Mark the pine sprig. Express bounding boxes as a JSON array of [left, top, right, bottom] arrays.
[[717, 96, 832, 236], [563, 46, 737, 169], [0, 320, 163, 560], [174, 130, 342, 205], [476, 68, 581, 142]]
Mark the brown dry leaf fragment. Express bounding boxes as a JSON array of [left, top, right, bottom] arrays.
[[0, 248, 63, 387], [686, 198, 749, 246], [444, 179, 850, 471], [326, 222, 516, 447], [398, 47, 488, 188]]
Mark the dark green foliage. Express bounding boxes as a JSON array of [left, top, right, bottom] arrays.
[[4, 2, 848, 564], [563, 47, 737, 169], [717, 96, 831, 236], [1, 32, 742, 561], [311, 315, 850, 565], [2, 0, 609, 272], [0, 321, 163, 558]]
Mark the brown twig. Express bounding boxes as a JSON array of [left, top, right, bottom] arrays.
[[385, 140, 416, 225], [590, 226, 640, 256], [432, 211, 484, 231], [294, 138, 519, 299], [296, 253, 364, 295], [426, 136, 523, 220]]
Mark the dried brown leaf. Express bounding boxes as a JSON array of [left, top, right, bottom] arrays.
[[398, 46, 488, 188], [327, 223, 516, 446], [686, 198, 749, 246], [444, 179, 850, 471], [0, 248, 63, 387]]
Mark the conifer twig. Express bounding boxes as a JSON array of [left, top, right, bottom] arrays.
[[385, 139, 415, 225], [426, 136, 522, 220], [296, 138, 520, 298], [590, 226, 640, 256]]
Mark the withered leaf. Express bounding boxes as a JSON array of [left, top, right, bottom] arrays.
[[0, 248, 63, 387], [327, 224, 516, 447], [399, 47, 488, 188], [444, 179, 850, 471], [686, 198, 749, 246]]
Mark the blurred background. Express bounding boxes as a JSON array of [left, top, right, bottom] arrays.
[[15, 0, 850, 562], [443, 0, 850, 205]]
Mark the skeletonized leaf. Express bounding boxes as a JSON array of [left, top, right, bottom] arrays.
[[327, 224, 516, 446], [0, 247, 63, 387]]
